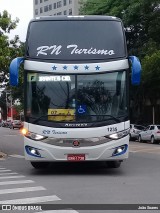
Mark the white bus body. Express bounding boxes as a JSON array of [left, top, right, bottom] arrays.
[[10, 16, 142, 169], [23, 58, 130, 168]]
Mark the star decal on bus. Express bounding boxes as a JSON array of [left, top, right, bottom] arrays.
[[63, 65, 68, 70], [84, 65, 89, 70], [95, 65, 100, 70], [74, 65, 79, 70], [52, 65, 57, 70]]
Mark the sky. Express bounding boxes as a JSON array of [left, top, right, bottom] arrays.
[[0, 0, 33, 42]]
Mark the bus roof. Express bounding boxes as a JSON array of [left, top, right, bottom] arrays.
[[26, 16, 126, 61], [29, 15, 122, 23]]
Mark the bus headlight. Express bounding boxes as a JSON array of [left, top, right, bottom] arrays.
[[107, 129, 130, 140], [25, 131, 48, 141]]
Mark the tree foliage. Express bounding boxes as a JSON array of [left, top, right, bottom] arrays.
[[142, 50, 160, 105], [81, 0, 160, 56], [0, 10, 24, 117], [81, 0, 160, 123], [0, 11, 19, 84]]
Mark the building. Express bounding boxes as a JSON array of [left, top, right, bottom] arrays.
[[33, 0, 83, 18]]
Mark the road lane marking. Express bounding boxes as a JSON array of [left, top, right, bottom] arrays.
[[0, 170, 12, 172], [129, 145, 153, 149], [0, 180, 34, 185], [130, 147, 160, 153], [0, 175, 25, 180], [0, 173, 18, 176], [138, 148, 160, 153], [130, 145, 151, 148], [130, 144, 160, 148], [142, 151, 160, 154], [0, 168, 6, 169], [36, 210, 79, 213], [0, 195, 61, 204], [129, 143, 160, 154], [0, 186, 46, 195], [9, 154, 24, 158]]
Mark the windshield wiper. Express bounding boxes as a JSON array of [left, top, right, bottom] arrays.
[[101, 115, 121, 122], [32, 115, 74, 124], [32, 114, 127, 124], [77, 114, 122, 122]]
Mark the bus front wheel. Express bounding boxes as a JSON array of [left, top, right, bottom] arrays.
[[107, 161, 121, 168], [30, 161, 50, 169]]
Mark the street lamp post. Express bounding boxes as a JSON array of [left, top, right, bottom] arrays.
[[11, 94, 13, 121], [5, 92, 8, 118]]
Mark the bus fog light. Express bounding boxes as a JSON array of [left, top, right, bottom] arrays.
[[117, 148, 123, 153], [29, 147, 40, 156], [25, 146, 42, 158], [30, 149, 38, 155], [112, 145, 128, 156]]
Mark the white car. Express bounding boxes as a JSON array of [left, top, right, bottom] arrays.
[[138, 125, 160, 144], [130, 124, 145, 141]]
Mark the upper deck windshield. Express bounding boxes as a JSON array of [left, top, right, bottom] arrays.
[[26, 71, 128, 126], [26, 20, 126, 61]]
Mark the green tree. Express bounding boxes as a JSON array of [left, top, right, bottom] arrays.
[[142, 50, 160, 106], [81, 0, 160, 124], [80, 0, 160, 56], [9, 43, 25, 107], [0, 10, 20, 84], [0, 11, 24, 118]]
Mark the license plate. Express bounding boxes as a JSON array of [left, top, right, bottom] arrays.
[[67, 154, 85, 161]]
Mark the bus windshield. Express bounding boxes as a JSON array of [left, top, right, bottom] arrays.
[[26, 71, 128, 124], [26, 20, 126, 60]]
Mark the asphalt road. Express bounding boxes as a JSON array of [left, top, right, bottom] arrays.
[[0, 127, 160, 213], [0, 126, 24, 156]]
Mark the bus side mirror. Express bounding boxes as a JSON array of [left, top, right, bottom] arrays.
[[129, 56, 141, 85], [10, 57, 24, 86]]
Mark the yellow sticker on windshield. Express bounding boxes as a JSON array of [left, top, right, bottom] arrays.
[[48, 109, 75, 121]]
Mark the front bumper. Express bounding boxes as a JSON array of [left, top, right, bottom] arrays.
[[24, 135, 129, 161]]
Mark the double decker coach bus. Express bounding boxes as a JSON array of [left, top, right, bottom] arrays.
[[10, 16, 141, 169]]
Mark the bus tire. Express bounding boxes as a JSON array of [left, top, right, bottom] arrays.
[[107, 161, 121, 168], [30, 161, 50, 169]]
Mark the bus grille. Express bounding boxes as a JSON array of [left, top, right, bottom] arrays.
[[42, 137, 112, 147]]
